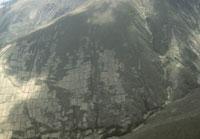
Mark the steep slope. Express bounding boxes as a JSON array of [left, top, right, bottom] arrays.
[[0, 0, 87, 44], [0, 0, 199, 139]]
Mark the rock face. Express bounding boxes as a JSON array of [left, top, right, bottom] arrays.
[[0, 0, 200, 139]]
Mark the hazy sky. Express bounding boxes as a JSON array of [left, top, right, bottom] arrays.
[[0, 0, 12, 4]]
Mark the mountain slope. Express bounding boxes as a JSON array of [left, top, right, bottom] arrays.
[[120, 88, 200, 139], [0, 0, 87, 44], [0, 0, 199, 139]]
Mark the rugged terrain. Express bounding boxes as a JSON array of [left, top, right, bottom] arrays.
[[0, 0, 200, 139]]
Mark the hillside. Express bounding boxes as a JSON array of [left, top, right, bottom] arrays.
[[0, 0, 199, 139], [0, 0, 87, 44], [120, 88, 200, 139]]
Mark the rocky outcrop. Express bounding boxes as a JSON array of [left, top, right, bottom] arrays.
[[0, 0, 199, 138]]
